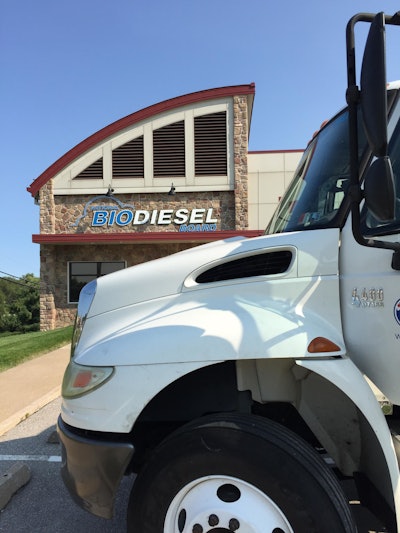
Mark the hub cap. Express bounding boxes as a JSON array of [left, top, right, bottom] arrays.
[[164, 475, 294, 533]]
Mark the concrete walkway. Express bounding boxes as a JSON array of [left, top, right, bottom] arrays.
[[0, 344, 70, 436]]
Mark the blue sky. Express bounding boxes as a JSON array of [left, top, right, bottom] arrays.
[[1, 0, 400, 277]]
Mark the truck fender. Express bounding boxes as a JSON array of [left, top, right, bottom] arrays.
[[296, 358, 399, 526]]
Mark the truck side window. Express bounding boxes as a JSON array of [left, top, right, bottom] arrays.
[[362, 117, 400, 235]]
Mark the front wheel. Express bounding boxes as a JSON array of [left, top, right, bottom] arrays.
[[127, 414, 356, 533]]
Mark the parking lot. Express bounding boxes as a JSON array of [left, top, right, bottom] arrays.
[[0, 398, 133, 532]]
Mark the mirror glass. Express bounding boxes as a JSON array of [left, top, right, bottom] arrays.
[[364, 156, 395, 221]]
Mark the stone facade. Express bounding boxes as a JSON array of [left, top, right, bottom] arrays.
[[53, 191, 235, 235], [233, 95, 249, 230], [39, 181, 55, 233]]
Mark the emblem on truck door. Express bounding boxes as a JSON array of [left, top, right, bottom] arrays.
[[394, 299, 400, 325], [351, 288, 384, 308]]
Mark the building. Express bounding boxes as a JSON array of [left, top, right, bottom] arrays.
[[27, 84, 302, 331]]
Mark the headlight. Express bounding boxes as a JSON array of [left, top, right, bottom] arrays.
[[62, 360, 114, 399], [71, 279, 97, 358]]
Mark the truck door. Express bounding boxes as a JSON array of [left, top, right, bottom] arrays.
[[340, 100, 400, 405]]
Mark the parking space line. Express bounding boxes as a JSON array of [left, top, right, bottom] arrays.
[[0, 454, 61, 462]]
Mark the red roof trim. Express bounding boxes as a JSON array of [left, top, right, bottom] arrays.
[[32, 230, 263, 245], [27, 83, 255, 197]]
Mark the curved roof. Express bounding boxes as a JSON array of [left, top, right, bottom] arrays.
[[27, 83, 255, 197]]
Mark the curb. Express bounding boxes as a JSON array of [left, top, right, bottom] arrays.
[[0, 462, 31, 510], [0, 386, 61, 437]]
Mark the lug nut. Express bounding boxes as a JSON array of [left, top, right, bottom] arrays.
[[208, 514, 219, 526], [229, 518, 240, 531]]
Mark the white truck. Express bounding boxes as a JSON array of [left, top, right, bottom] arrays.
[[58, 12, 400, 532]]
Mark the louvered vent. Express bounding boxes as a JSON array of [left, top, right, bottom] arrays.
[[153, 121, 185, 177], [73, 158, 103, 180], [194, 111, 227, 176], [196, 250, 292, 284], [112, 136, 144, 178]]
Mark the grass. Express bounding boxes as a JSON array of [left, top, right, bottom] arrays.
[[0, 326, 73, 372]]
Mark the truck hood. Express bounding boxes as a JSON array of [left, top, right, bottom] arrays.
[[88, 229, 340, 318], [75, 228, 344, 366]]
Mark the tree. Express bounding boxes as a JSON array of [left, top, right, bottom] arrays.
[[0, 273, 40, 333]]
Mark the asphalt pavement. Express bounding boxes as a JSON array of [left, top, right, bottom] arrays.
[[0, 344, 70, 513], [0, 397, 132, 531]]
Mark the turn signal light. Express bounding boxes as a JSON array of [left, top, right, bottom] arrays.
[[307, 337, 341, 353]]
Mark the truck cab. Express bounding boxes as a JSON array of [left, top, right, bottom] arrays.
[[58, 12, 400, 533]]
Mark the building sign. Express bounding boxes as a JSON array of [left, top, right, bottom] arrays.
[[71, 194, 218, 232]]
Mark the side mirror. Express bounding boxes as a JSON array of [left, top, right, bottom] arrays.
[[360, 12, 388, 157], [364, 156, 395, 221], [347, 11, 400, 269]]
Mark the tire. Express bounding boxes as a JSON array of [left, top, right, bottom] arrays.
[[127, 413, 357, 533]]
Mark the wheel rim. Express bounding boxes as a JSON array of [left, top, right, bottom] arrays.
[[164, 475, 294, 533]]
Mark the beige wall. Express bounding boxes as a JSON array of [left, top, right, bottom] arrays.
[[247, 151, 303, 230]]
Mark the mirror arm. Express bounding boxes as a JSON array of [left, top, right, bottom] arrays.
[[349, 192, 400, 269], [350, 193, 400, 270], [349, 177, 400, 268]]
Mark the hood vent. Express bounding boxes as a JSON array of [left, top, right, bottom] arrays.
[[196, 250, 293, 284]]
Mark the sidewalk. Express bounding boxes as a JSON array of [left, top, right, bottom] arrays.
[[0, 344, 70, 436]]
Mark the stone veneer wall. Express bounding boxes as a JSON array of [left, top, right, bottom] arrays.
[[53, 191, 235, 234], [39, 181, 56, 330], [233, 95, 249, 229], [39, 181, 55, 233]]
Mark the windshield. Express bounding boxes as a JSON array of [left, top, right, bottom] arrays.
[[266, 109, 367, 234]]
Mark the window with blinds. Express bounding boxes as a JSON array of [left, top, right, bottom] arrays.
[[194, 111, 227, 176], [73, 158, 103, 180], [153, 121, 185, 177], [112, 136, 144, 178]]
